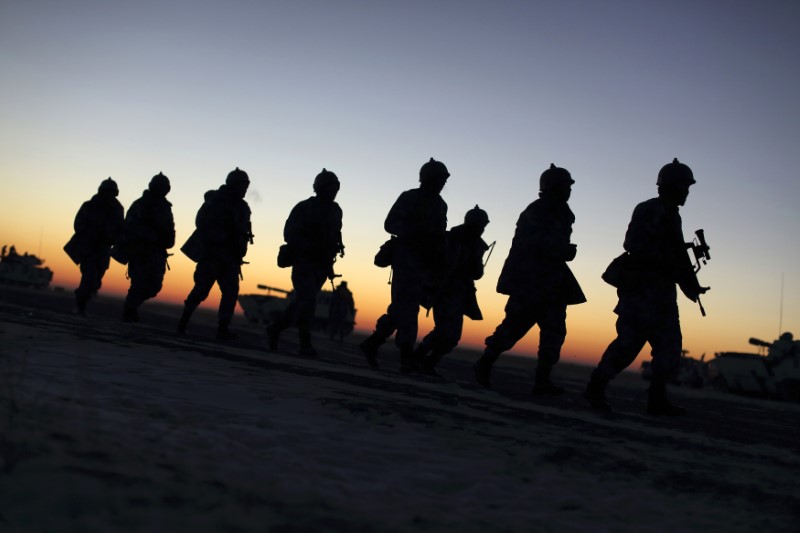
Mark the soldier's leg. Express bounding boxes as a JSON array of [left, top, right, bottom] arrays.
[[585, 311, 647, 411], [532, 303, 568, 395], [75, 254, 108, 315], [646, 309, 685, 415], [178, 261, 215, 333], [293, 266, 327, 355], [360, 311, 396, 369], [474, 296, 537, 387], [123, 256, 144, 321], [422, 293, 463, 375], [390, 268, 423, 350], [216, 261, 241, 339]]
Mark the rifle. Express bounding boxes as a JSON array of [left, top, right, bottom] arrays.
[[686, 229, 711, 316]]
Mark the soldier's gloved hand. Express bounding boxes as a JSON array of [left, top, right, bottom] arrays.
[[682, 284, 710, 302], [563, 243, 577, 262]]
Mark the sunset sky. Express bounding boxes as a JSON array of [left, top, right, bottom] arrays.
[[2, 0, 798, 367]]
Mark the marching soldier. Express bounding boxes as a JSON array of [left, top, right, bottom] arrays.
[[267, 169, 344, 355], [119, 172, 175, 322], [65, 178, 124, 315], [414, 205, 490, 378], [177, 167, 252, 340], [360, 158, 449, 372], [585, 158, 708, 415], [473, 164, 586, 393]]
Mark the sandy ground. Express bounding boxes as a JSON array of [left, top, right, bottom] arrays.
[[0, 286, 798, 532]]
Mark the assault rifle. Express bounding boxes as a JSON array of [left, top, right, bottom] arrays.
[[687, 229, 711, 316]]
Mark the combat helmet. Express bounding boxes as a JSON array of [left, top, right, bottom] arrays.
[[98, 177, 119, 195], [419, 157, 450, 183], [313, 168, 340, 192], [226, 167, 250, 187], [464, 204, 489, 227], [540, 164, 574, 191], [657, 158, 695, 188], [149, 172, 171, 196]]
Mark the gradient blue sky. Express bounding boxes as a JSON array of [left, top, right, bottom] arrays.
[[2, 0, 798, 363]]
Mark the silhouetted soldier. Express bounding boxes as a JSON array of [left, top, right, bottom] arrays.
[[119, 172, 175, 322], [267, 169, 344, 355], [584, 158, 708, 416], [328, 280, 355, 341], [178, 167, 252, 340], [360, 158, 449, 372], [65, 178, 124, 315], [473, 164, 586, 393], [414, 205, 490, 378]]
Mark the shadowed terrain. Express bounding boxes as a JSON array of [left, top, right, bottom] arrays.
[[1, 286, 798, 531]]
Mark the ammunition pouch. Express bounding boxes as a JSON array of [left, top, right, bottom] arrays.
[[277, 243, 294, 268], [374, 236, 396, 268], [602, 252, 631, 289]]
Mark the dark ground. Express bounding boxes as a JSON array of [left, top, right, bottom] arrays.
[[1, 285, 799, 531]]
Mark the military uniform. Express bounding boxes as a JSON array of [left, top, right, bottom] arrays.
[[121, 181, 175, 320], [67, 179, 124, 314], [416, 222, 488, 374], [585, 158, 705, 415], [593, 197, 696, 380], [474, 164, 584, 392], [178, 169, 251, 339], [269, 192, 344, 354], [360, 158, 450, 371]]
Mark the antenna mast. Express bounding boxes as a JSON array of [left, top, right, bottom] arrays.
[[778, 272, 784, 338]]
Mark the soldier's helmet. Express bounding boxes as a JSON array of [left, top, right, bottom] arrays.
[[149, 172, 171, 196], [464, 204, 489, 227], [540, 164, 574, 191], [779, 332, 794, 342], [98, 177, 119, 196], [419, 157, 450, 183], [226, 167, 250, 187], [313, 168, 340, 193], [657, 158, 695, 188]]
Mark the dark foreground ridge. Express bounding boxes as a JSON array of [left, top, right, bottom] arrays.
[[1, 286, 799, 532]]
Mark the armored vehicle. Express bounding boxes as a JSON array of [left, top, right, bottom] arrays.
[[0, 246, 53, 289], [238, 284, 356, 336], [708, 333, 800, 402]]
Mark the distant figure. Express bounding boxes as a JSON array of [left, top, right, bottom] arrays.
[[359, 157, 449, 372], [473, 164, 586, 393], [177, 168, 252, 340], [64, 178, 124, 315], [328, 280, 355, 342], [767, 332, 798, 363], [267, 169, 344, 356], [118, 172, 175, 322], [585, 158, 708, 416], [414, 205, 490, 378]]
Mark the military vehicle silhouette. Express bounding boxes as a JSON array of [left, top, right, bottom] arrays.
[[238, 284, 356, 336], [0, 246, 53, 289]]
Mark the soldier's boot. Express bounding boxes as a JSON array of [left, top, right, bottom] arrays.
[[266, 320, 284, 352], [420, 349, 447, 380], [216, 320, 238, 341], [646, 375, 686, 416], [531, 363, 565, 396], [584, 372, 612, 412], [177, 302, 198, 335], [359, 333, 385, 369], [472, 347, 500, 389], [122, 302, 139, 323], [75, 292, 89, 316], [298, 328, 317, 357], [399, 346, 420, 374]]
